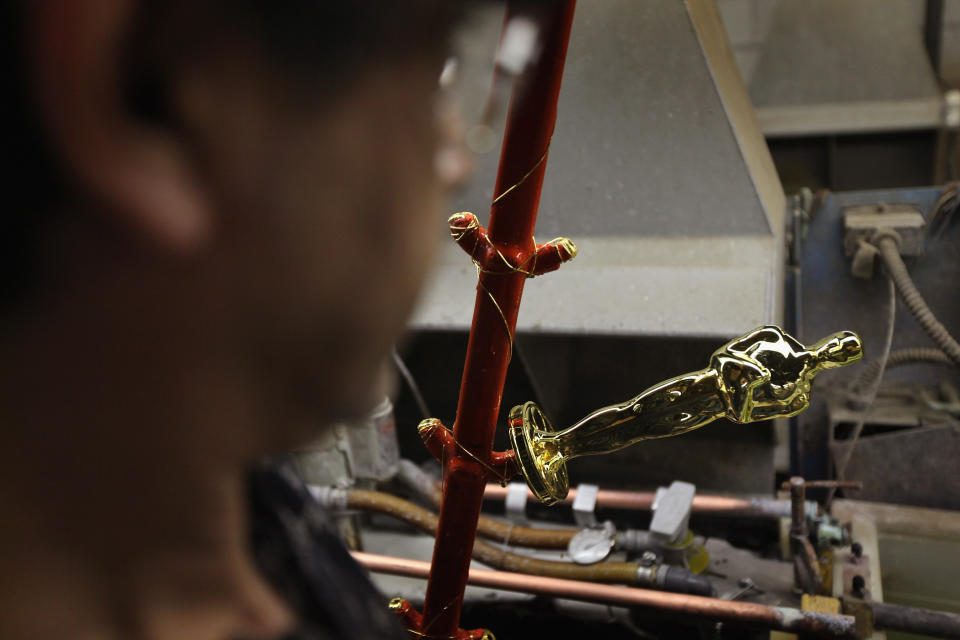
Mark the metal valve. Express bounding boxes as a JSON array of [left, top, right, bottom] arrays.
[[508, 325, 863, 505]]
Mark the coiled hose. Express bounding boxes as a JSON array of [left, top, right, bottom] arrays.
[[346, 488, 638, 583], [848, 347, 954, 407], [877, 236, 960, 366]]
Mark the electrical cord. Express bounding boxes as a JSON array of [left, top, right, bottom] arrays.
[[835, 216, 960, 502], [513, 335, 551, 417], [391, 348, 433, 420], [828, 277, 896, 508], [929, 181, 959, 241], [876, 236, 960, 366]]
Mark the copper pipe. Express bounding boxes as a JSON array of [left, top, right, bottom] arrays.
[[788, 477, 825, 595], [353, 551, 857, 638], [347, 489, 633, 582], [780, 479, 863, 491], [483, 484, 789, 516]]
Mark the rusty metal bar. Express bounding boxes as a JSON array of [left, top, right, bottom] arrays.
[[354, 552, 857, 638], [789, 476, 826, 595], [418, 3, 578, 637]]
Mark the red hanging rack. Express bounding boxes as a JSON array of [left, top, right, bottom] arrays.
[[391, 2, 578, 638]]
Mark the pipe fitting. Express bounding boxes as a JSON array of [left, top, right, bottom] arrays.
[[871, 228, 903, 252], [308, 485, 349, 510]]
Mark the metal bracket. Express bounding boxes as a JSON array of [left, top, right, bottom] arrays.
[[651, 481, 696, 545], [945, 89, 960, 129], [843, 204, 925, 259], [504, 482, 529, 524], [571, 483, 599, 528]]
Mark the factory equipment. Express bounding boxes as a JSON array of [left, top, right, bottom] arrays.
[[284, 1, 960, 638]]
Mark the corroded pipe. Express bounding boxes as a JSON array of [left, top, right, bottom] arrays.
[[872, 601, 960, 639]]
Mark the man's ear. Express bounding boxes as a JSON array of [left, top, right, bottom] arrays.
[[29, 0, 212, 253]]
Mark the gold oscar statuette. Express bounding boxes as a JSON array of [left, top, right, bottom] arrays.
[[508, 325, 863, 505]]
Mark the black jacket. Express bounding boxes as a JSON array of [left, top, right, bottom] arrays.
[[248, 460, 408, 640]]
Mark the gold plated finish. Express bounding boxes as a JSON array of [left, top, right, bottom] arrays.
[[509, 326, 863, 504]]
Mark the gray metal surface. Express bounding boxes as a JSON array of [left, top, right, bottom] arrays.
[[411, 0, 785, 338], [750, 0, 943, 136], [829, 423, 960, 510], [411, 236, 780, 337], [797, 187, 960, 487], [344, 398, 401, 485], [566, 424, 776, 494], [830, 518, 887, 640], [532, 0, 772, 239], [294, 426, 354, 487], [650, 481, 696, 544], [832, 499, 960, 613]]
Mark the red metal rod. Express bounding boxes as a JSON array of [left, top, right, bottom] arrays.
[[418, 3, 578, 638], [355, 552, 858, 638]]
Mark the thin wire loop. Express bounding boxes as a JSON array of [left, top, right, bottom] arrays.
[[420, 597, 460, 637], [449, 133, 561, 366], [491, 142, 550, 205], [477, 270, 516, 363], [429, 419, 511, 485], [828, 277, 895, 507], [404, 628, 460, 639]]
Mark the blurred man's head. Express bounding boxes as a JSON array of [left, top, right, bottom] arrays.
[[1, 1, 472, 638], [7, 0, 466, 441]]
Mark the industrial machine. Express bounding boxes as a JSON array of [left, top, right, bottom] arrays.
[[293, 1, 960, 638]]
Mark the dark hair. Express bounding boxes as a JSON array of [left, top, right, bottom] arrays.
[[2, 1, 461, 312], [4, 2, 65, 313]]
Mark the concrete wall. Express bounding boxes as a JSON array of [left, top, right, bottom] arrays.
[[715, 0, 778, 86], [945, 0, 960, 85], [717, 0, 960, 88]]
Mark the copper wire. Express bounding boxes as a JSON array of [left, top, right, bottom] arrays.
[[433, 419, 511, 484], [490, 141, 551, 205]]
